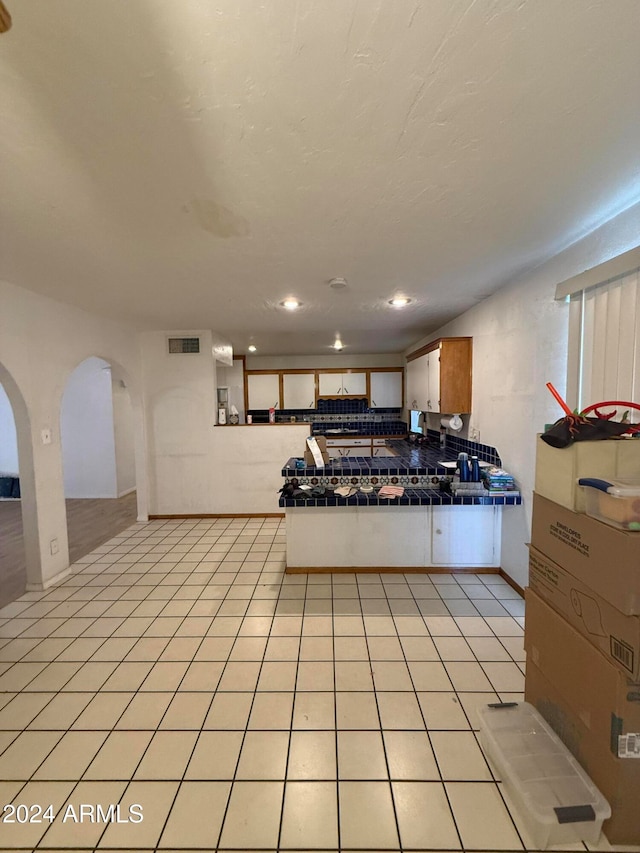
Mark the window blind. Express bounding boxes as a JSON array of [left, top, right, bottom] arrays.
[[566, 268, 640, 414]]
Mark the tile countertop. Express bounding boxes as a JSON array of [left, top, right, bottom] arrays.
[[280, 439, 523, 506], [283, 440, 466, 476]]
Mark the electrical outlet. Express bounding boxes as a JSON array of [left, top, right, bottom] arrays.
[[50, 538, 58, 555], [469, 426, 480, 441]]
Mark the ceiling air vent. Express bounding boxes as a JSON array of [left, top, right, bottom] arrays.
[[168, 337, 200, 354]]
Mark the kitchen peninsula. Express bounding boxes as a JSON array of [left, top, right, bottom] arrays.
[[279, 439, 521, 573]]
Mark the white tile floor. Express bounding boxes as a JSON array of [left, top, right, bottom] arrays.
[[0, 516, 637, 852]]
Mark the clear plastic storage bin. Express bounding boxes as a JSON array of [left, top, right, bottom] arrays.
[[478, 701, 610, 849], [578, 477, 640, 530]]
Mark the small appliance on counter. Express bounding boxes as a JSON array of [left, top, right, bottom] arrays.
[[217, 387, 229, 425]]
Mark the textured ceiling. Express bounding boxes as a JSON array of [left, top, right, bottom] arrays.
[[1, 0, 639, 355]]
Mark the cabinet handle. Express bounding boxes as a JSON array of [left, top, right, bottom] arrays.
[[337, 386, 342, 394]]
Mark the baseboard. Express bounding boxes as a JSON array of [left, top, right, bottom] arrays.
[[117, 487, 137, 498], [285, 565, 501, 575], [26, 565, 71, 591], [149, 512, 285, 519], [498, 568, 525, 598]]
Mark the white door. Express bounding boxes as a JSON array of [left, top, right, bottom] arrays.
[[283, 373, 316, 409], [370, 371, 403, 408], [247, 373, 280, 410], [426, 350, 441, 412], [318, 373, 343, 396], [340, 371, 367, 396], [430, 506, 500, 566]]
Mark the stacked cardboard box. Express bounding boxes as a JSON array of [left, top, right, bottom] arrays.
[[526, 437, 640, 844]]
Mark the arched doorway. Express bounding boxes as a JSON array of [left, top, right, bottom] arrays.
[[60, 357, 138, 562]]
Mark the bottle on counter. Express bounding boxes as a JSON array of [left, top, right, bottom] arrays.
[[457, 452, 470, 482], [470, 456, 481, 482]]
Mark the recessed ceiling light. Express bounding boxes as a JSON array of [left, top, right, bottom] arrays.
[[329, 277, 348, 290], [248, 344, 257, 353], [281, 298, 301, 311], [388, 296, 412, 307]]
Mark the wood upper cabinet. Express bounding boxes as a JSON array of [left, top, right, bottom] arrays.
[[317, 371, 367, 397], [282, 372, 316, 409], [246, 373, 281, 409], [406, 337, 472, 414], [369, 370, 403, 408]]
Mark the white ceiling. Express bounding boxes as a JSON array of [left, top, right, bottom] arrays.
[[1, 1, 639, 356]]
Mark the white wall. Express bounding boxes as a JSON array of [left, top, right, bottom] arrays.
[[405, 200, 640, 588], [0, 383, 19, 475], [246, 353, 403, 370], [61, 358, 118, 498], [0, 279, 146, 589], [142, 332, 311, 514], [112, 372, 136, 496], [142, 330, 218, 514]]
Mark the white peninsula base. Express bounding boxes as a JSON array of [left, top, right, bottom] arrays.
[[285, 504, 502, 572]]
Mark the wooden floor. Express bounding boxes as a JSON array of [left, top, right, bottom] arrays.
[[0, 492, 138, 609]]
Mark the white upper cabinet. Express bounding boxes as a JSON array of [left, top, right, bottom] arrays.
[[426, 350, 441, 412], [247, 373, 280, 409], [405, 355, 429, 411], [340, 371, 367, 395], [318, 371, 367, 396], [283, 373, 316, 409], [370, 370, 403, 408]]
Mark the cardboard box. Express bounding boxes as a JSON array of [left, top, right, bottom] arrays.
[[531, 493, 640, 615], [528, 545, 640, 678], [534, 435, 640, 512], [303, 435, 329, 466], [524, 590, 640, 845]]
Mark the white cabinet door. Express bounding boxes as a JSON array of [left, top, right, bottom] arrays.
[[370, 371, 403, 408], [340, 371, 367, 396], [318, 373, 343, 396], [247, 373, 280, 410], [405, 355, 429, 411], [430, 506, 500, 566], [373, 446, 395, 456], [426, 350, 441, 412], [318, 371, 367, 396], [283, 373, 316, 409]]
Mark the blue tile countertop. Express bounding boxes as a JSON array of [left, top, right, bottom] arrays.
[[280, 439, 522, 507], [282, 440, 479, 476]]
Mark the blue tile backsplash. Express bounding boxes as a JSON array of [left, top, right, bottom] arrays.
[[248, 397, 405, 433]]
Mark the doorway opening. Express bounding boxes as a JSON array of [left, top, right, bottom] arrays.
[[60, 357, 138, 562]]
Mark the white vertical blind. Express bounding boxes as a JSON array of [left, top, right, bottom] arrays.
[[567, 269, 640, 415]]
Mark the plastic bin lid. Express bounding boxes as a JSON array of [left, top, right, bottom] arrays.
[[579, 477, 640, 497]]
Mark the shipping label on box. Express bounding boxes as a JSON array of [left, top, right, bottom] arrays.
[[531, 493, 640, 615], [528, 546, 640, 678]]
